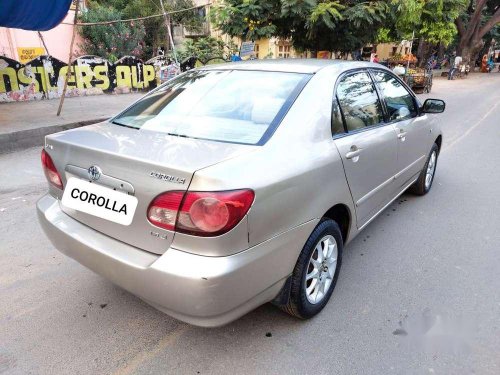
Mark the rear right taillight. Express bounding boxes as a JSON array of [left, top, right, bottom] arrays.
[[147, 189, 255, 237], [41, 149, 63, 190]]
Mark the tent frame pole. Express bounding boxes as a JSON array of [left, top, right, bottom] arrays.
[[57, 0, 80, 116]]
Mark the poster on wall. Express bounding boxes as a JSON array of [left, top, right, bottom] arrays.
[[17, 47, 45, 64], [240, 41, 255, 57]]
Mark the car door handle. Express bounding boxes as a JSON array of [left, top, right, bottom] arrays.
[[346, 148, 362, 159], [397, 132, 407, 140]]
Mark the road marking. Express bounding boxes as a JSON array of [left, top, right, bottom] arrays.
[[444, 99, 500, 151]]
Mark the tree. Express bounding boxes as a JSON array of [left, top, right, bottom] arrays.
[[385, 0, 468, 65], [177, 36, 238, 63], [82, 0, 204, 60], [389, 0, 467, 45], [455, 0, 500, 63], [211, 0, 390, 56], [78, 3, 146, 62]]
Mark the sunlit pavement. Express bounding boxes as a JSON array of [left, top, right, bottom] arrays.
[[0, 73, 499, 374]]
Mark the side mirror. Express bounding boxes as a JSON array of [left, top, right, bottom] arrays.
[[422, 99, 445, 114]]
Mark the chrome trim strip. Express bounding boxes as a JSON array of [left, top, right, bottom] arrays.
[[394, 155, 426, 180], [356, 174, 395, 207], [356, 155, 425, 207], [358, 177, 418, 231], [65, 165, 135, 194]]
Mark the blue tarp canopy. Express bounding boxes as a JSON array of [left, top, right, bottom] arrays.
[[0, 0, 73, 31]]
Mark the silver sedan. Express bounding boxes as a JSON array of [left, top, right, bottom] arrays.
[[37, 60, 445, 327]]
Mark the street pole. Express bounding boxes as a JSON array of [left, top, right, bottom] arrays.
[[57, 0, 80, 116], [37, 32, 50, 100], [159, 0, 178, 64], [406, 30, 415, 74]]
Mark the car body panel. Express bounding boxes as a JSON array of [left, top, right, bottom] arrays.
[[334, 124, 399, 228], [391, 114, 431, 189], [185, 65, 356, 253], [37, 194, 318, 327], [44, 123, 255, 254]]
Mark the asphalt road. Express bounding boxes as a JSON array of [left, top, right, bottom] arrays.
[[1, 73, 499, 375]]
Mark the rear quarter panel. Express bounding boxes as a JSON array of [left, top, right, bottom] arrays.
[[187, 67, 357, 254]]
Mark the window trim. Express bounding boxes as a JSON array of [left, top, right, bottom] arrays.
[[331, 68, 388, 139], [368, 68, 420, 124]]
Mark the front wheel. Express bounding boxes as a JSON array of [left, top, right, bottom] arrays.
[[281, 219, 343, 319], [409, 143, 439, 195]]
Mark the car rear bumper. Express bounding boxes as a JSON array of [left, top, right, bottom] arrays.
[[37, 194, 317, 327]]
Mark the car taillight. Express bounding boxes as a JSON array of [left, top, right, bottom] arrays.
[[41, 149, 63, 190], [147, 190, 255, 237], [147, 191, 184, 231]]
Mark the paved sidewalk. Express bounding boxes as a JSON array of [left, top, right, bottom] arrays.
[[0, 93, 143, 153]]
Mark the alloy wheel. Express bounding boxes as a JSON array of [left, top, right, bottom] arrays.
[[305, 235, 338, 304], [425, 151, 437, 190]]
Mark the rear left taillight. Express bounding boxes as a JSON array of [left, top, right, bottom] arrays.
[[147, 190, 255, 237], [41, 149, 63, 190]]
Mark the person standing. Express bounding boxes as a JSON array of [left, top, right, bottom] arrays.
[[448, 53, 462, 80], [481, 54, 488, 72]]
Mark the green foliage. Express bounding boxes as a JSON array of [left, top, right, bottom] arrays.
[[210, 0, 279, 41], [211, 0, 474, 53], [78, 2, 146, 62], [390, 0, 468, 45], [80, 0, 203, 60], [177, 36, 238, 63], [211, 0, 390, 53]]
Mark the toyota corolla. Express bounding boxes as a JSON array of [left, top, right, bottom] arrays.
[[37, 60, 445, 327]]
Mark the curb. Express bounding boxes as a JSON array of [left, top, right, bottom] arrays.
[[0, 118, 109, 154]]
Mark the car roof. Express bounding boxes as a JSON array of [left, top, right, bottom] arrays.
[[199, 59, 385, 74]]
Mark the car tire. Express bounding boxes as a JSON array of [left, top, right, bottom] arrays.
[[281, 219, 343, 319], [409, 143, 439, 196]]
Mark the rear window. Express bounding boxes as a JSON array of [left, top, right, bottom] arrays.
[[112, 70, 310, 145]]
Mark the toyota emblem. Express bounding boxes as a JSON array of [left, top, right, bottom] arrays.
[[87, 165, 102, 181]]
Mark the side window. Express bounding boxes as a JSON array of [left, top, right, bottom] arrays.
[[336, 72, 384, 132], [372, 71, 417, 121]]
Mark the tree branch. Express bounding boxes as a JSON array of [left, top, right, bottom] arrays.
[[455, 17, 465, 36], [464, 0, 488, 42], [478, 6, 500, 40]]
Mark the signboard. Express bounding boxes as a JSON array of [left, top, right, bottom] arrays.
[[317, 51, 331, 59], [240, 41, 255, 57], [17, 47, 45, 64]]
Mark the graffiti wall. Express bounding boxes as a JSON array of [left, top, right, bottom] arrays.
[[0, 55, 157, 102]]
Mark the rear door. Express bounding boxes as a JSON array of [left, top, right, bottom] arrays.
[[333, 70, 399, 228], [371, 69, 429, 189]]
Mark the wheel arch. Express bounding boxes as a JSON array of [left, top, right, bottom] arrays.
[[322, 203, 352, 244], [435, 135, 443, 154]]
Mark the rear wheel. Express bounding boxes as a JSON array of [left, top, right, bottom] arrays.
[[281, 219, 343, 319], [409, 143, 439, 195]]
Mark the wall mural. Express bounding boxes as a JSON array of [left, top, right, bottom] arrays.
[[0, 55, 157, 102]]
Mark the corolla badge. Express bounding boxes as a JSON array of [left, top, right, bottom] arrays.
[[88, 165, 102, 181]]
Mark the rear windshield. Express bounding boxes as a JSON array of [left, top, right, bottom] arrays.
[[112, 69, 309, 145]]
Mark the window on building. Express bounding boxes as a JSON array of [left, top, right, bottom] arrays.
[[278, 45, 291, 59], [254, 44, 260, 57]]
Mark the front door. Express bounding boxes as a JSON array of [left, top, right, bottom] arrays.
[[333, 71, 399, 228], [371, 70, 430, 188]]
